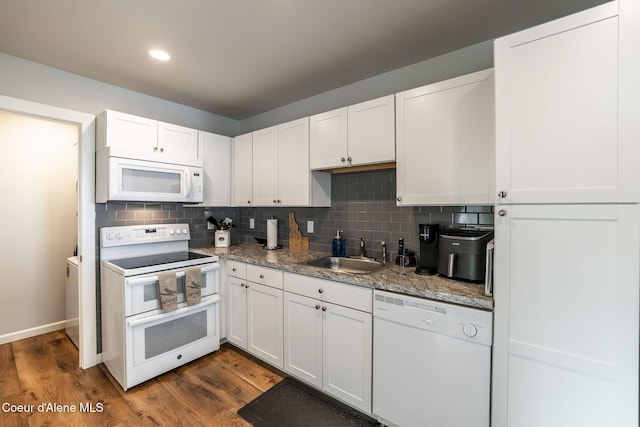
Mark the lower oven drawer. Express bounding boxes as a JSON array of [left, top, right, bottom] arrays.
[[124, 262, 220, 316], [123, 294, 220, 390]]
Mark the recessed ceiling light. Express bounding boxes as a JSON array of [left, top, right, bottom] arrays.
[[149, 49, 171, 61]]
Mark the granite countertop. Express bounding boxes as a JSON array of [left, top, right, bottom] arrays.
[[193, 243, 493, 311]]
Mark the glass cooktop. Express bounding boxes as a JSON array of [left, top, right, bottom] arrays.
[[108, 251, 213, 270]]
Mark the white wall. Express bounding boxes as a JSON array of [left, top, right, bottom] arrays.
[[0, 52, 240, 136], [0, 111, 78, 336]]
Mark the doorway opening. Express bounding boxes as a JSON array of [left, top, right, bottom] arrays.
[[0, 95, 97, 368]]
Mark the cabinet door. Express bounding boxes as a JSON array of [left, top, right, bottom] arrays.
[[231, 133, 253, 206], [309, 107, 348, 170], [495, 4, 619, 203], [283, 292, 323, 388], [226, 276, 248, 350], [247, 282, 284, 369], [198, 131, 231, 206], [100, 110, 158, 162], [252, 125, 279, 206], [323, 302, 372, 413], [396, 70, 494, 206], [278, 117, 310, 206], [492, 204, 639, 427], [348, 95, 395, 167], [157, 122, 200, 166]]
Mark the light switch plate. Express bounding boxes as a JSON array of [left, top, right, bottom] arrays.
[[249, 218, 255, 229], [307, 221, 314, 233]]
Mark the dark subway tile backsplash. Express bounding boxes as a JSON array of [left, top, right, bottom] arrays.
[[95, 168, 493, 261]]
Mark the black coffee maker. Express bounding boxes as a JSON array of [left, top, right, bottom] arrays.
[[415, 224, 439, 275]]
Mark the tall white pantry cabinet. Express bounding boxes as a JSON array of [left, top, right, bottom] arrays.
[[492, 2, 640, 427]]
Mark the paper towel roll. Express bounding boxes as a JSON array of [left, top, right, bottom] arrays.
[[267, 218, 278, 249]]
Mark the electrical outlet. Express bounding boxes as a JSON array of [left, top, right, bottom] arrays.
[[307, 221, 314, 234], [250, 218, 255, 229]]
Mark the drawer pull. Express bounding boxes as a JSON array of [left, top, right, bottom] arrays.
[[318, 288, 324, 294]]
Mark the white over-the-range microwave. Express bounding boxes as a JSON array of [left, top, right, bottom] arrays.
[[96, 150, 203, 203]]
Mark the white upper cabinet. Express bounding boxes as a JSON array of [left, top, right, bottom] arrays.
[[309, 107, 347, 170], [97, 109, 201, 167], [252, 125, 279, 206], [231, 133, 253, 207], [310, 95, 395, 170], [494, 3, 632, 203], [278, 118, 313, 206], [198, 131, 231, 206], [395, 69, 495, 206], [347, 95, 395, 166], [157, 122, 200, 166], [252, 117, 331, 207]]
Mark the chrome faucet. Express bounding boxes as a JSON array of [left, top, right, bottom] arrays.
[[381, 241, 387, 265], [359, 237, 365, 257]]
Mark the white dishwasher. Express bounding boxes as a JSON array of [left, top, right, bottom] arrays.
[[372, 290, 492, 427]]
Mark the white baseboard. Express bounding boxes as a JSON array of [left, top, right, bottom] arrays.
[[0, 321, 67, 346]]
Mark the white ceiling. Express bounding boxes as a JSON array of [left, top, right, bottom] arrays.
[[0, 0, 608, 120]]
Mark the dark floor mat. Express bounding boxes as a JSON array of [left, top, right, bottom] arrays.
[[237, 377, 380, 427]]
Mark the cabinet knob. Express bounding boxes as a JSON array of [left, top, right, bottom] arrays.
[[240, 283, 245, 287], [397, 196, 402, 202], [247, 200, 251, 204], [273, 199, 277, 204], [347, 156, 352, 163], [498, 210, 507, 217], [259, 274, 264, 279], [341, 157, 346, 163], [232, 268, 237, 272], [315, 304, 321, 310], [318, 288, 324, 294], [498, 191, 507, 198], [153, 146, 158, 152], [322, 306, 327, 312], [277, 199, 281, 204], [159, 147, 164, 153]]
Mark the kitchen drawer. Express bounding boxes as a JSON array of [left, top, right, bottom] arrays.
[[226, 260, 246, 279], [283, 272, 372, 313], [247, 264, 283, 289]]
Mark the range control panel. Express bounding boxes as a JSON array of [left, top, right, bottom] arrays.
[[100, 223, 190, 247]]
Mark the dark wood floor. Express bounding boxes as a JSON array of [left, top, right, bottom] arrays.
[[0, 330, 284, 426]]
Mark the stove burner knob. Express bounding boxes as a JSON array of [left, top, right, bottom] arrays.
[[181, 228, 188, 235], [105, 232, 113, 240], [169, 229, 175, 235], [115, 232, 123, 240]]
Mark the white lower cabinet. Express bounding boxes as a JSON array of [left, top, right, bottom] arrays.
[[283, 272, 373, 413], [492, 204, 639, 427], [226, 261, 284, 369]]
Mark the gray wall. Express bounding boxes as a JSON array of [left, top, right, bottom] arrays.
[[0, 52, 240, 136], [238, 41, 493, 133], [1, 40, 492, 137]]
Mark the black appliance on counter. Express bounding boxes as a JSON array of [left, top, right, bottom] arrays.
[[437, 229, 494, 282], [415, 224, 439, 275]]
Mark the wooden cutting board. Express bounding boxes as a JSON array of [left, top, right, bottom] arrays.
[[288, 211, 309, 251]]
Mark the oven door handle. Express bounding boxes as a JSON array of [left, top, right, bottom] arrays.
[[126, 294, 220, 328], [126, 263, 220, 286]]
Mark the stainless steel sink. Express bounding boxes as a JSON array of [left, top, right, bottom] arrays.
[[305, 256, 384, 274]]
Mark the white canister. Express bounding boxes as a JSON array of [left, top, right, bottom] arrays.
[[214, 230, 230, 248]]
